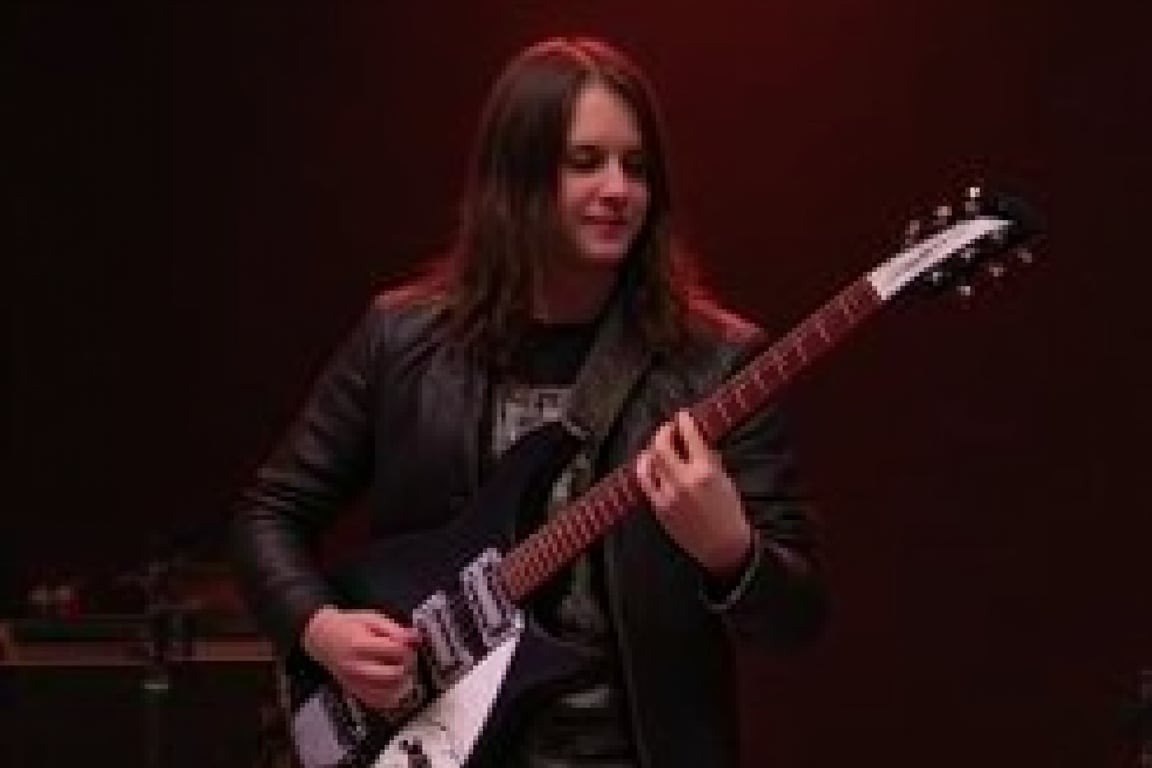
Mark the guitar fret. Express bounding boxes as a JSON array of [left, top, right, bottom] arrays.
[[732, 378, 750, 412], [714, 395, 732, 432], [706, 400, 724, 438], [741, 374, 760, 413], [548, 529, 566, 564], [789, 332, 809, 364], [604, 476, 627, 521], [812, 313, 831, 344], [575, 503, 595, 544], [836, 288, 859, 321], [701, 399, 717, 433], [562, 514, 582, 554], [553, 517, 574, 556], [506, 563, 523, 597], [584, 503, 599, 540], [498, 562, 515, 597], [584, 500, 599, 535], [618, 471, 640, 508], [580, 503, 598, 542], [821, 304, 847, 341], [750, 364, 774, 399], [495, 566, 514, 603], [600, 482, 616, 519], [769, 349, 787, 378], [566, 507, 585, 547], [515, 556, 531, 592], [527, 545, 545, 584], [848, 280, 877, 316], [582, 490, 601, 531], [608, 478, 625, 519], [549, 526, 567, 563]]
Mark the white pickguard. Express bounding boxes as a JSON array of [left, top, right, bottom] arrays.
[[372, 626, 523, 768]]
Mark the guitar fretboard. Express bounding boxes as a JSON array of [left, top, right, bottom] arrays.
[[499, 277, 883, 602]]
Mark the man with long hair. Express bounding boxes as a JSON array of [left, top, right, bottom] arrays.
[[232, 37, 825, 767]]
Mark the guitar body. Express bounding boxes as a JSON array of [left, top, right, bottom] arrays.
[[287, 422, 597, 768]]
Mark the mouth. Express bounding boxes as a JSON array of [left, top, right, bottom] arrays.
[[583, 217, 630, 236]]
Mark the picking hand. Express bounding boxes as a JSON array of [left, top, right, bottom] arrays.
[[302, 605, 421, 711]]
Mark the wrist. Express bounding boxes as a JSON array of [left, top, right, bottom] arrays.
[[701, 528, 764, 610], [705, 522, 755, 581], [301, 605, 340, 658]]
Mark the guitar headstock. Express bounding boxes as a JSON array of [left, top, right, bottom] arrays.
[[869, 186, 1041, 301]]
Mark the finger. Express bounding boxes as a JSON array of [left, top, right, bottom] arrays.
[[650, 419, 676, 456], [359, 638, 417, 665], [635, 450, 671, 507], [635, 450, 659, 494], [634, 450, 651, 487], [649, 442, 682, 489], [674, 410, 710, 460], [347, 663, 417, 710], [355, 611, 421, 646], [650, 421, 688, 475], [344, 659, 408, 689], [364, 655, 416, 684]]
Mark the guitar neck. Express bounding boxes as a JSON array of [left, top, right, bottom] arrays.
[[499, 276, 884, 602]]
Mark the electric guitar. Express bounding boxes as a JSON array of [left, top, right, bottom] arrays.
[[286, 187, 1039, 768]]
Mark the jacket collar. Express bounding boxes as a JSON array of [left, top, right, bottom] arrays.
[[562, 288, 655, 453]]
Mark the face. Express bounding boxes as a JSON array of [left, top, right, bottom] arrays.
[[556, 82, 651, 269]]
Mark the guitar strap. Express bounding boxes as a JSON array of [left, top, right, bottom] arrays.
[[560, 287, 654, 460]]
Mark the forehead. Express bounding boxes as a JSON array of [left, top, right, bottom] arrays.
[[567, 81, 643, 147]]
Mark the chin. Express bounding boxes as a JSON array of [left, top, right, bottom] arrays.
[[575, 243, 632, 267]]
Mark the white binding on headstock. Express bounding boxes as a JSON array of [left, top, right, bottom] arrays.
[[867, 215, 1013, 301]]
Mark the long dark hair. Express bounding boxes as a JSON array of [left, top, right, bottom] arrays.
[[422, 37, 704, 365]]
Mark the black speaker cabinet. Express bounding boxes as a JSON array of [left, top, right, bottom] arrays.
[[0, 638, 290, 768]]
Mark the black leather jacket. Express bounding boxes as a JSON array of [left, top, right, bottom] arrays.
[[231, 289, 826, 767]]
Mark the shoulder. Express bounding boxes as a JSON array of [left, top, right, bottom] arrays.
[[677, 296, 767, 374], [355, 280, 455, 359], [650, 296, 766, 394], [365, 280, 454, 330], [369, 281, 450, 319], [684, 295, 764, 349]]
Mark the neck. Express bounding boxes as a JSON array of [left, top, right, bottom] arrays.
[[531, 263, 618, 324]]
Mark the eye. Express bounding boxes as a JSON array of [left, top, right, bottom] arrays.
[[563, 146, 604, 173], [621, 150, 648, 180]]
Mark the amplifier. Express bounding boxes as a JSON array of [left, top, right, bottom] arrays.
[[0, 619, 291, 768]]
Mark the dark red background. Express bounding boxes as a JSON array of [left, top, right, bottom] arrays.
[[8, 1, 1151, 765]]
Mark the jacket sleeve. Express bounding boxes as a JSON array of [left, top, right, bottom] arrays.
[[229, 303, 380, 651], [705, 400, 829, 649]]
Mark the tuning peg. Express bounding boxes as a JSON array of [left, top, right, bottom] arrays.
[[903, 218, 923, 247], [932, 204, 953, 229], [956, 283, 974, 298], [1015, 247, 1034, 264], [986, 262, 1006, 279], [963, 185, 984, 216]]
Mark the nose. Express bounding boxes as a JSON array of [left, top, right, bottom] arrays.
[[599, 157, 630, 201]]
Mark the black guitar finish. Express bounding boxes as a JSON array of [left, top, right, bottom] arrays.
[[287, 421, 598, 767]]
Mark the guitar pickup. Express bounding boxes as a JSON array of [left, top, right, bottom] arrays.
[[460, 549, 521, 651], [412, 591, 474, 692]]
